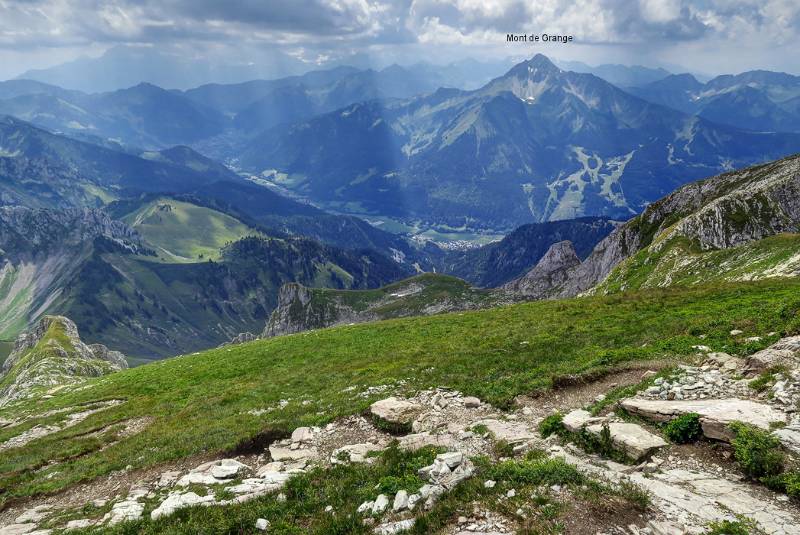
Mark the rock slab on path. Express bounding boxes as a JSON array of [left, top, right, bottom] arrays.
[[370, 397, 422, 426], [585, 422, 667, 461], [620, 398, 787, 441]]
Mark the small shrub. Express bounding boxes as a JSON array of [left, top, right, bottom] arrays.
[[377, 474, 424, 495], [493, 439, 516, 458], [729, 422, 784, 480], [707, 518, 755, 535], [663, 413, 702, 444], [471, 423, 489, 435], [538, 413, 565, 438], [615, 479, 651, 511], [486, 457, 585, 487], [782, 471, 800, 499], [762, 469, 800, 498], [749, 366, 786, 392]]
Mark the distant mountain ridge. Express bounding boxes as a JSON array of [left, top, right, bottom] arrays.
[[630, 70, 800, 133], [554, 60, 671, 87], [239, 54, 800, 230]]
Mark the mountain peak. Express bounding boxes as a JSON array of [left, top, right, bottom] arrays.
[[505, 54, 560, 79]]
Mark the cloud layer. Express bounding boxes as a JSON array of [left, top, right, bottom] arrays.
[[1, 0, 799, 77]]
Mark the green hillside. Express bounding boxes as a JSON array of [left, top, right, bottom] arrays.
[[121, 198, 262, 263], [2, 278, 800, 508], [264, 273, 510, 337], [597, 233, 800, 294]]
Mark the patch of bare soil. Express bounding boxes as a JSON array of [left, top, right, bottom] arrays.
[[513, 360, 673, 418]]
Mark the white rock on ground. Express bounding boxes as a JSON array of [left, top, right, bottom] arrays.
[[561, 409, 594, 432], [104, 495, 145, 525], [14, 506, 51, 524], [774, 423, 800, 455], [418, 452, 474, 490], [291, 426, 314, 444], [463, 397, 481, 408], [619, 398, 787, 441], [745, 336, 800, 372], [0, 525, 52, 535], [330, 442, 383, 464], [64, 519, 95, 530], [255, 518, 270, 531], [268, 441, 318, 462], [585, 422, 667, 461], [372, 494, 389, 514], [471, 419, 536, 444], [397, 432, 455, 451], [373, 519, 415, 534], [150, 491, 215, 520], [370, 397, 422, 425], [393, 490, 409, 511], [177, 459, 250, 486]]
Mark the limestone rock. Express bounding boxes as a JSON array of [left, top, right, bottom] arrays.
[[372, 494, 389, 514], [746, 336, 800, 372], [774, 423, 800, 455], [472, 419, 536, 444], [151, 491, 215, 520], [620, 398, 787, 441], [291, 426, 314, 444], [0, 316, 128, 407], [269, 441, 318, 462], [373, 519, 415, 534], [585, 422, 667, 461], [463, 397, 481, 408], [330, 443, 383, 464], [105, 496, 145, 525], [0, 525, 52, 535], [561, 409, 593, 432], [393, 490, 409, 511], [177, 459, 250, 486], [398, 432, 455, 451], [370, 397, 422, 426], [502, 241, 581, 298]]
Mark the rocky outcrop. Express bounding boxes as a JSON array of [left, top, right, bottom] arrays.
[[262, 282, 350, 338], [264, 274, 514, 338], [501, 241, 581, 298], [0, 315, 128, 407], [504, 153, 800, 299]]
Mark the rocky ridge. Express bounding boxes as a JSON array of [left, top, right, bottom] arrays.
[[0, 206, 146, 340], [0, 315, 127, 407], [505, 153, 800, 299]]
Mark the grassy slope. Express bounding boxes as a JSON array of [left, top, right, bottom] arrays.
[[302, 273, 500, 316], [2, 279, 800, 506], [121, 198, 262, 263], [0, 341, 12, 367], [597, 233, 800, 293]]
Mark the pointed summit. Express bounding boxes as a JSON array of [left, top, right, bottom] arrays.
[[504, 54, 560, 80], [483, 54, 563, 100]]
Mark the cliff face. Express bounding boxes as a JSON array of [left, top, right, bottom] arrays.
[[504, 154, 800, 298], [501, 241, 581, 297], [0, 315, 127, 407], [262, 283, 353, 338], [0, 207, 146, 340]]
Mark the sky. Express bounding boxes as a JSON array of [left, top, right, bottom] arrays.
[[1, 0, 799, 80]]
